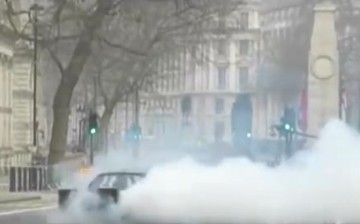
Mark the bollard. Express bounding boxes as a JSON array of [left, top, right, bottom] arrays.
[[17, 167, 22, 192], [9, 167, 16, 192], [29, 167, 37, 191], [43, 166, 48, 190], [22, 167, 29, 192], [38, 167, 43, 191], [39, 167, 43, 191], [8, 166, 49, 192]]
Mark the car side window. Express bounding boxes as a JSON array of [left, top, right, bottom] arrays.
[[99, 175, 117, 188], [89, 173, 145, 191]]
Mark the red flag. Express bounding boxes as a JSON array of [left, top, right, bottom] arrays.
[[340, 81, 347, 121], [299, 87, 308, 131]]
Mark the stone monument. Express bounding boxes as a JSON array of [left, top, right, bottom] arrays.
[[307, 0, 340, 136]]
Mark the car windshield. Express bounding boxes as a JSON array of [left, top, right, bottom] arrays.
[[88, 173, 145, 191]]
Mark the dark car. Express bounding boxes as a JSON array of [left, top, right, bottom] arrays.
[[58, 171, 146, 211]]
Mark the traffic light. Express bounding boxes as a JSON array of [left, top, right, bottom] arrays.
[[88, 112, 98, 135], [126, 124, 142, 143], [131, 125, 142, 141], [279, 107, 296, 134], [246, 132, 251, 138], [181, 96, 192, 117], [231, 93, 252, 150]]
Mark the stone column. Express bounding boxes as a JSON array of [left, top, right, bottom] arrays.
[[307, 0, 340, 136]]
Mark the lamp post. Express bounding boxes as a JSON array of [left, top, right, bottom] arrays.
[[132, 87, 140, 157], [30, 3, 44, 148], [125, 94, 129, 130]]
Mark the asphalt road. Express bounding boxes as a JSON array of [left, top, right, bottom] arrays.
[[0, 207, 56, 224], [0, 206, 124, 224]]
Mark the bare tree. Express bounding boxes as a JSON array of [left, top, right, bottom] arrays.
[[77, 0, 247, 150], [4, 0, 247, 171], [5, 0, 121, 167]]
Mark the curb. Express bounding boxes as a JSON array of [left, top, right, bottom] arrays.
[[0, 196, 41, 204]]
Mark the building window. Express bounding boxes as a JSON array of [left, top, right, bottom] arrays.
[[215, 98, 224, 114], [214, 121, 225, 141], [218, 16, 226, 29], [217, 39, 227, 56], [239, 67, 249, 87], [181, 95, 192, 116], [240, 12, 249, 30], [217, 67, 227, 89], [240, 40, 250, 56]]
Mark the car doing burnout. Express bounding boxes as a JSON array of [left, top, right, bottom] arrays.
[[58, 171, 145, 211]]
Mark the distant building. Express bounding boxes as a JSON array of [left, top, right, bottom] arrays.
[[121, 2, 263, 147]]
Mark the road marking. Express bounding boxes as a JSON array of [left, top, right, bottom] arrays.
[[0, 205, 57, 216]]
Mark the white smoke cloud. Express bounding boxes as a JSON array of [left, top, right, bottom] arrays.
[[52, 119, 360, 223], [120, 119, 360, 223]]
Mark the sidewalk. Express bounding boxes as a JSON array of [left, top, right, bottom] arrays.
[[0, 192, 57, 204], [0, 192, 57, 213]]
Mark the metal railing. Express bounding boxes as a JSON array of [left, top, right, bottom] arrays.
[[0, 152, 87, 192]]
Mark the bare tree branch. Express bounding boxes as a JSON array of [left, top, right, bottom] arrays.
[[98, 35, 150, 56], [5, 0, 81, 44], [45, 46, 65, 75]]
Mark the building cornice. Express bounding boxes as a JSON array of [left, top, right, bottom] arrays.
[[260, 0, 311, 14], [13, 90, 33, 99], [0, 147, 13, 155], [0, 107, 12, 114], [13, 44, 32, 57], [142, 90, 256, 99], [13, 121, 32, 130]]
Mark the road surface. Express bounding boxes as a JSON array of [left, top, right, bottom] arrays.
[[0, 204, 122, 224], [0, 207, 56, 224], [0, 193, 59, 224]]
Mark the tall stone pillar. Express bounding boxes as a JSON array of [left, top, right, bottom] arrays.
[[307, 0, 339, 136]]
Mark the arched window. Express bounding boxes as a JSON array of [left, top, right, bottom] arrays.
[[181, 95, 192, 117], [231, 93, 253, 141]]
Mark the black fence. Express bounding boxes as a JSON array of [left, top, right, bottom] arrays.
[[9, 166, 47, 192]]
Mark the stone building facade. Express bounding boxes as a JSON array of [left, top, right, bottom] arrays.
[[104, 2, 262, 149], [0, 0, 47, 167]]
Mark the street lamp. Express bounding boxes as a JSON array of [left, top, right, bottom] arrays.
[[88, 111, 98, 165], [30, 3, 44, 147], [132, 86, 141, 157]]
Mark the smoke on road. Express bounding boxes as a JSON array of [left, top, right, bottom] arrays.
[[53, 119, 360, 223]]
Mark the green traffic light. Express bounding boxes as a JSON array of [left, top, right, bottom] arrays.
[[90, 128, 97, 134], [284, 124, 290, 130]]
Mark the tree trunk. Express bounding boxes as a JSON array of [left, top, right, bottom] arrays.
[[48, 52, 94, 166], [47, 80, 77, 186], [100, 106, 115, 151], [47, 1, 113, 170], [48, 83, 74, 165]]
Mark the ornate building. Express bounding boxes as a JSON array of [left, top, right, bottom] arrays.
[[0, 0, 47, 167], [107, 1, 262, 149]]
